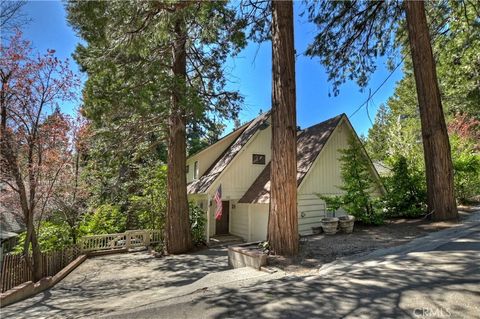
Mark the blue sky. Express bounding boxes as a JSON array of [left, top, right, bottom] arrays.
[[19, 0, 404, 136]]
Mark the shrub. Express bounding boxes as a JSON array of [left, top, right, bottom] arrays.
[[14, 221, 73, 253], [319, 137, 384, 225], [383, 156, 427, 218], [189, 203, 206, 246], [129, 165, 167, 230], [451, 135, 480, 204], [80, 204, 127, 235]]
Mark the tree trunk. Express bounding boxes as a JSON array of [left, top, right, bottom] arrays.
[[1, 88, 42, 281], [165, 17, 192, 254], [404, 1, 458, 221], [30, 226, 43, 281], [268, 0, 298, 256]]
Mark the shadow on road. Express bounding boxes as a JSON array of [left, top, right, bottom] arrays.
[[2, 248, 229, 319], [193, 240, 480, 318]]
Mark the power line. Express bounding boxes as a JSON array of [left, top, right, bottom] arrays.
[[349, 56, 405, 118]]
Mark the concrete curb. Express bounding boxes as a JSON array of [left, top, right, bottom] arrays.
[[0, 255, 87, 308]]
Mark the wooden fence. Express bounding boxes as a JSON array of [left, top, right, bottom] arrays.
[[0, 246, 80, 292]]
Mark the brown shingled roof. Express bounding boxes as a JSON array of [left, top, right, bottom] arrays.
[[187, 112, 271, 194], [238, 114, 345, 204]]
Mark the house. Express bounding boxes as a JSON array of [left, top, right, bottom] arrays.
[[186, 112, 383, 242]]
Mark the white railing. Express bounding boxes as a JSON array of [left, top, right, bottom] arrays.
[[78, 229, 163, 253]]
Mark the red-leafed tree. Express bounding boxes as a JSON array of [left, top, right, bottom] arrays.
[[0, 31, 79, 280]]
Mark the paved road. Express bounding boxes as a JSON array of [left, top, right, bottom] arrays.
[[3, 213, 479, 319], [106, 217, 480, 319]]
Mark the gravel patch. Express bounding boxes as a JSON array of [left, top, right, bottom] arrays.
[[269, 208, 477, 273]]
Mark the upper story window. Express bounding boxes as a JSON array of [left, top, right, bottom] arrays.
[[186, 165, 189, 174], [252, 154, 266, 165], [193, 161, 199, 179]]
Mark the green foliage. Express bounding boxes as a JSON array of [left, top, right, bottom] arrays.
[[451, 135, 480, 204], [80, 204, 127, 235], [67, 1, 247, 229], [129, 165, 167, 230], [383, 156, 427, 218], [189, 203, 206, 246], [319, 137, 384, 225], [305, 1, 404, 95], [363, 1, 480, 208], [317, 195, 343, 215], [14, 221, 73, 253]]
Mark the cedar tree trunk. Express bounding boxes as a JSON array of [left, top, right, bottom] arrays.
[[268, 0, 299, 256], [405, 1, 458, 221], [165, 17, 192, 254]]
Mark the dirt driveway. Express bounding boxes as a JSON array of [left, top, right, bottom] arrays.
[[1, 248, 275, 319]]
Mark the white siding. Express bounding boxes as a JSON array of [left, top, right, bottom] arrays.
[[297, 194, 347, 236], [186, 128, 244, 183], [296, 121, 349, 235], [299, 121, 350, 195], [230, 201, 249, 240], [296, 120, 380, 235], [250, 204, 269, 242], [211, 127, 272, 199]]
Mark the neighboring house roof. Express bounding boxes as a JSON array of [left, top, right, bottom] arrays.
[[239, 114, 345, 204], [0, 211, 25, 241], [187, 112, 271, 194], [373, 161, 392, 176]]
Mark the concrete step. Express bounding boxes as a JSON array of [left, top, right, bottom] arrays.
[[207, 235, 244, 248]]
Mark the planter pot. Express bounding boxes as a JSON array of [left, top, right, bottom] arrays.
[[338, 215, 355, 234], [228, 243, 267, 270], [311, 226, 322, 235], [321, 217, 339, 235]]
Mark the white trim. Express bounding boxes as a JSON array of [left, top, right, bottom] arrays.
[[187, 123, 249, 161], [247, 205, 252, 242], [206, 196, 211, 242]]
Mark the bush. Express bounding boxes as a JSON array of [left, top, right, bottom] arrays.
[[319, 137, 384, 225], [129, 165, 167, 230], [14, 221, 73, 253], [451, 135, 480, 204], [383, 156, 427, 218], [80, 204, 127, 235], [189, 203, 206, 246]]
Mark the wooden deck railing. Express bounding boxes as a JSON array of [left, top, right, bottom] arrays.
[[78, 229, 163, 252]]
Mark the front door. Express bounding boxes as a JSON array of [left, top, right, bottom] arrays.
[[215, 201, 230, 235]]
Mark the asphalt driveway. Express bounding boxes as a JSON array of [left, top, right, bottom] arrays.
[[1, 248, 275, 319]]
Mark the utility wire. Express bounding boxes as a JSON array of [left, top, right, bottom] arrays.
[[349, 56, 405, 118]]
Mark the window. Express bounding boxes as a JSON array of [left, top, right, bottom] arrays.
[[252, 154, 266, 165], [186, 165, 189, 174], [193, 161, 199, 179]]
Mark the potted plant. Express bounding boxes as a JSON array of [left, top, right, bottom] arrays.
[[320, 217, 339, 235], [338, 215, 355, 233], [315, 194, 342, 234]]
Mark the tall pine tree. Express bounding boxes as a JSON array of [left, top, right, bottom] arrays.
[[67, 1, 246, 252]]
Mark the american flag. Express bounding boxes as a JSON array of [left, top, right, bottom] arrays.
[[214, 185, 222, 220]]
